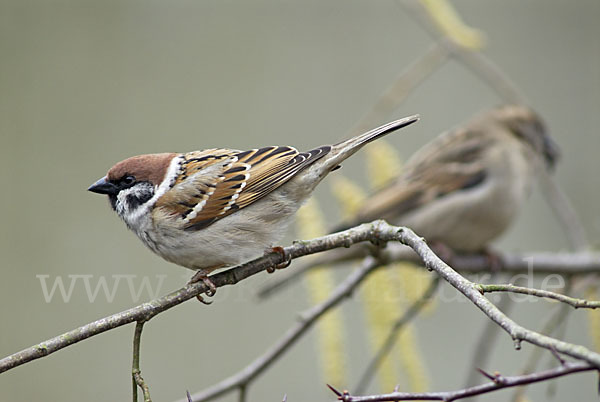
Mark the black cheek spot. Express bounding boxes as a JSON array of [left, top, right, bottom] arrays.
[[127, 190, 154, 210]]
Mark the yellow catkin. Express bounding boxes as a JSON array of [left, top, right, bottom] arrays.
[[330, 162, 403, 391], [358, 263, 431, 393], [420, 0, 486, 50], [360, 267, 408, 391], [392, 264, 431, 391], [393, 262, 437, 316], [365, 140, 403, 191], [296, 198, 347, 386], [586, 287, 600, 351], [330, 176, 367, 219], [362, 142, 431, 391]]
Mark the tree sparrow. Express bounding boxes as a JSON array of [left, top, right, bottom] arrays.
[[88, 115, 419, 294], [338, 105, 559, 252]]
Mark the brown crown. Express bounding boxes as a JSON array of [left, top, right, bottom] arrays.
[[107, 153, 177, 185]]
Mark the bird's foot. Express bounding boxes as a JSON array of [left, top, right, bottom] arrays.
[[189, 271, 217, 304], [266, 246, 292, 273], [429, 241, 456, 266], [482, 247, 504, 274]]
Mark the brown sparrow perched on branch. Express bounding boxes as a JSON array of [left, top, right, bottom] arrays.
[[88, 115, 419, 295], [337, 105, 559, 253]]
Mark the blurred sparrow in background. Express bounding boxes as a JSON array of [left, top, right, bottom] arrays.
[[338, 105, 559, 252], [88, 115, 419, 296]]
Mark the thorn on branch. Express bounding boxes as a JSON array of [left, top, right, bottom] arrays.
[[327, 384, 342, 397], [476, 368, 496, 381], [478, 368, 499, 383], [326, 384, 351, 401], [476, 368, 507, 385]]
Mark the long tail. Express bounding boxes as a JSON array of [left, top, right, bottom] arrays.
[[320, 114, 419, 173]]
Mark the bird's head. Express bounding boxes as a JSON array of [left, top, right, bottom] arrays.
[[88, 153, 177, 226], [495, 105, 560, 169]]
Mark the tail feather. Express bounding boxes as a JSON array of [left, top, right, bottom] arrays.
[[323, 115, 419, 172]]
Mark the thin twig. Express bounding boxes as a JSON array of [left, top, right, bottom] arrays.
[[0, 226, 391, 375], [257, 247, 367, 299], [538, 169, 589, 252], [238, 384, 247, 402], [398, 0, 527, 105], [3, 221, 600, 402], [257, 246, 600, 300], [328, 361, 595, 401], [463, 267, 515, 394], [181, 258, 380, 402], [354, 276, 441, 394], [476, 283, 600, 309], [350, 41, 449, 135], [511, 279, 574, 402], [132, 321, 151, 402], [389, 224, 600, 367], [189, 222, 600, 402], [400, 0, 590, 253]]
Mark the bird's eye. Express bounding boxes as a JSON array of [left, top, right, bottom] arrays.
[[122, 175, 136, 186]]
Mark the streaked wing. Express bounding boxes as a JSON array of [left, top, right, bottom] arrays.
[[356, 126, 494, 222], [156, 145, 331, 231]]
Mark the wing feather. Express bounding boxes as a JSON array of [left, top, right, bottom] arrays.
[[355, 126, 494, 223], [153, 145, 331, 231]]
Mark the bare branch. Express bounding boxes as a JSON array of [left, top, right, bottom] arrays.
[[463, 294, 513, 393], [132, 321, 151, 402], [538, 168, 590, 252], [399, 0, 590, 253], [182, 258, 380, 402], [511, 286, 574, 402], [397, 0, 526, 104], [0, 226, 388, 374], [476, 283, 600, 309], [2, 220, 599, 402], [350, 41, 449, 135], [390, 224, 600, 366], [258, 246, 600, 300], [328, 361, 595, 401]]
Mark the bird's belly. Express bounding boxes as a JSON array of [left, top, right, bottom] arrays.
[[145, 189, 300, 271], [398, 176, 529, 252]]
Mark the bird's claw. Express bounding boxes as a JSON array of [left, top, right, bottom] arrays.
[[189, 271, 217, 303], [267, 246, 292, 273]]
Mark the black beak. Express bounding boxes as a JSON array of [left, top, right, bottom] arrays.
[[543, 134, 561, 170], [88, 176, 119, 195]]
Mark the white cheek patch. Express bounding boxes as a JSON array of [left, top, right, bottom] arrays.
[[121, 155, 184, 225], [116, 184, 154, 225], [153, 155, 184, 201]]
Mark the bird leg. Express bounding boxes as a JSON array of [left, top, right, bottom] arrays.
[[429, 241, 456, 267], [189, 269, 218, 304], [481, 247, 504, 273], [266, 246, 292, 273]]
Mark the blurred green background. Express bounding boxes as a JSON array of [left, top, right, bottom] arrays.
[[1, 1, 599, 401]]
